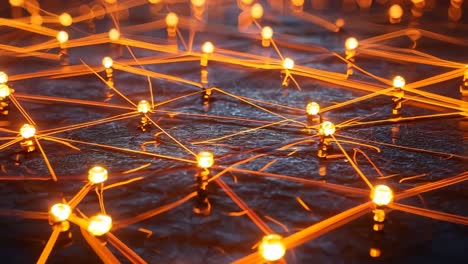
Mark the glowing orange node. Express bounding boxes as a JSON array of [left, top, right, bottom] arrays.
[[30, 15, 43, 26], [88, 166, 108, 184], [202, 41, 215, 54], [371, 185, 394, 206], [102, 57, 113, 69], [251, 3, 264, 19], [0, 72, 8, 84], [9, 0, 24, 7], [20, 124, 36, 139], [191, 0, 206, 7], [345, 37, 359, 50], [319, 121, 335, 136], [165, 12, 179, 27], [0, 84, 10, 99], [88, 214, 112, 236], [261, 26, 273, 40], [50, 203, 71, 222], [109, 28, 120, 41], [258, 234, 286, 261], [138, 100, 151, 114], [306, 102, 320, 115], [291, 0, 305, 7], [56, 31, 69, 44], [283, 58, 294, 70], [197, 151, 214, 169], [392, 76, 405, 89], [389, 4, 403, 19], [59, 13, 73, 27]]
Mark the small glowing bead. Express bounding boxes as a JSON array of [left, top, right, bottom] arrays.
[[251, 3, 264, 19], [0, 84, 10, 98], [291, 0, 305, 6], [20, 124, 36, 139], [197, 151, 214, 169], [283, 58, 294, 70], [241, 0, 254, 4], [88, 166, 108, 184], [191, 0, 206, 7], [258, 234, 286, 262], [109, 28, 120, 41], [371, 185, 394, 206], [50, 203, 71, 222], [319, 121, 335, 136], [393, 76, 405, 89], [202, 41, 214, 54], [389, 4, 403, 20], [373, 209, 386, 222], [102, 57, 113, 69], [261, 26, 273, 40], [345, 37, 359, 50], [0, 72, 8, 84], [306, 102, 320, 115], [138, 100, 151, 114], [87, 214, 112, 236], [59, 13, 73, 26], [9, 0, 24, 7], [105, 0, 117, 4], [148, 0, 162, 3], [369, 247, 381, 258], [56, 31, 69, 44], [464, 65, 468, 79], [165, 12, 179, 27]]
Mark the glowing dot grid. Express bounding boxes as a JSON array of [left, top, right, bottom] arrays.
[[0, 1, 466, 263]]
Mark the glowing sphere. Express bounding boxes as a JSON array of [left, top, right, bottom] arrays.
[[258, 234, 286, 262], [392, 76, 405, 89], [306, 102, 320, 115], [319, 121, 335, 136], [369, 247, 381, 258], [9, 0, 24, 7], [30, 15, 43, 26], [291, 0, 305, 6], [241, 0, 254, 4], [20, 124, 36, 139], [138, 100, 151, 114], [109, 28, 120, 41], [0, 84, 10, 99], [283, 58, 295, 70], [335, 18, 345, 28], [261, 26, 273, 40], [389, 4, 403, 19], [165, 12, 179, 27], [56, 31, 69, 44], [50, 203, 71, 222], [251, 3, 264, 19], [102, 57, 113, 69], [202, 41, 215, 54], [59, 13, 73, 26], [148, 0, 162, 3], [345, 37, 359, 50], [0, 72, 8, 84], [105, 0, 117, 4], [88, 166, 108, 184], [191, 0, 206, 7], [371, 185, 394, 206], [88, 214, 112, 236], [197, 151, 214, 169]]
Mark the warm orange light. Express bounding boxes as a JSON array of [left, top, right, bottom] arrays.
[[251, 3, 264, 19], [319, 121, 335, 136], [0, 84, 11, 99], [88, 214, 112, 236], [345, 37, 359, 50], [306, 102, 320, 115], [88, 166, 108, 184], [392, 76, 405, 89], [371, 185, 394, 206], [261, 26, 273, 40], [30, 15, 43, 26], [148, 0, 162, 3], [0, 72, 8, 84], [258, 234, 286, 262], [56, 31, 69, 44], [369, 247, 381, 258], [283, 58, 294, 70], [9, 0, 24, 7], [59, 13, 73, 27], [191, 0, 206, 7], [373, 209, 386, 222], [197, 151, 214, 169], [241, 0, 254, 4], [464, 65, 468, 79], [202, 41, 214, 54], [138, 100, 151, 114], [389, 4, 403, 19], [291, 0, 305, 6], [105, 0, 117, 4], [50, 203, 71, 222], [20, 124, 36, 139], [102, 57, 113, 69], [109, 28, 120, 41], [165, 12, 179, 27]]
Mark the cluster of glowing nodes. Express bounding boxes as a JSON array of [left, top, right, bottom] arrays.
[[88, 166, 108, 184], [371, 185, 394, 206], [319, 121, 336, 136], [393, 76, 406, 89], [197, 151, 214, 169], [202, 41, 215, 54], [138, 100, 151, 114], [258, 234, 286, 261], [306, 102, 320, 115], [345, 37, 359, 50], [283, 58, 295, 70], [56, 31, 69, 44], [87, 214, 112, 236], [50, 203, 72, 223], [20, 124, 36, 139]]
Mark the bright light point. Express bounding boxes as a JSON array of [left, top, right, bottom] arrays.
[[102, 57, 113, 69], [9, 0, 24, 7], [371, 185, 394, 206], [20, 124, 36, 139], [30, 15, 43, 26], [88, 214, 112, 236], [165, 12, 179, 27], [345, 37, 359, 50], [138, 100, 151, 114], [50, 203, 71, 222], [335, 18, 345, 28], [59, 13, 73, 26], [105, 0, 117, 3], [0, 84, 10, 99], [251, 3, 264, 19], [148, 0, 162, 3], [291, 0, 305, 6], [393, 76, 405, 89], [191, 0, 206, 7], [261, 26, 273, 40], [258, 234, 286, 262], [319, 121, 336, 136], [0, 72, 8, 84], [370, 247, 381, 258], [306, 102, 320, 115], [56, 31, 69, 44], [283, 58, 295, 70], [464, 65, 468, 79], [197, 151, 214, 169], [109, 28, 120, 41], [241, 0, 254, 4], [88, 166, 108, 184], [202, 41, 214, 54], [389, 4, 403, 19]]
